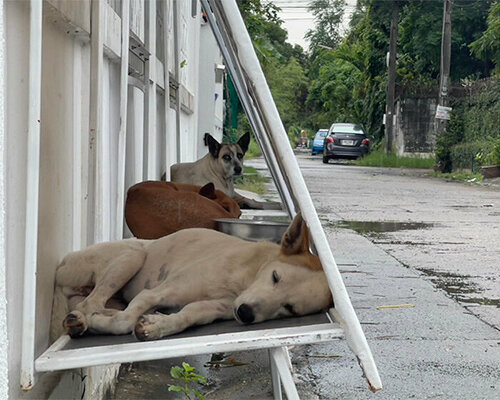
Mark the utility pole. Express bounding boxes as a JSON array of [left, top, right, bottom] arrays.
[[436, 0, 454, 133], [385, 0, 400, 154]]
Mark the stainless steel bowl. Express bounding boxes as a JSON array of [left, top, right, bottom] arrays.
[[214, 218, 290, 243]]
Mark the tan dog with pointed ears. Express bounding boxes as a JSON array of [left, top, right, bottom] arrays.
[[51, 213, 333, 341], [171, 132, 282, 210]]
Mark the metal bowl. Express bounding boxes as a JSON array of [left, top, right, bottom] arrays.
[[214, 218, 290, 243]]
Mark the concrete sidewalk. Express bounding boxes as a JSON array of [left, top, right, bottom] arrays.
[[300, 227, 499, 399]]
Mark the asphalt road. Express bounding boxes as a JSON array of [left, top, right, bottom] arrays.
[[248, 152, 500, 399], [294, 152, 500, 331], [113, 152, 499, 400]]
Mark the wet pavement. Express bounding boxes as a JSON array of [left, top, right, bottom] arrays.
[[112, 152, 499, 399]]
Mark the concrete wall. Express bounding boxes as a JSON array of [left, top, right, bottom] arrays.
[[3, 2, 117, 398], [178, 0, 200, 163], [394, 96, 437, 157], [5, 1, 32, 397], [0, 0, 9, 397], [197, 18, 225, 158]]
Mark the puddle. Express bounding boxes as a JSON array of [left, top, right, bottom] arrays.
[[329, 220, 499, 309], [419, 268, 499, 308], [457, 297, 500, 307], [329, 220, 434, 235]]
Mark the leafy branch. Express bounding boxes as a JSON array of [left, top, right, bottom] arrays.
[[168, 362, 209, 400]]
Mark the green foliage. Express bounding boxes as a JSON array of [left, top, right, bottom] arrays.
[[265, 57, 309, 131], [234, 166, 269, 194], [436, 77, 500, 172], [398, 0, 442, 83], [287, 125, 302, 148], [306, 51, 363, 127], [355, 150, 435, 169], [450, 141, 491, 171], [236, 0, 495, 160], [305, 0, 391, 141], [476, 137, 500, 165], [487, 137, 500, 165], [235, 0, 311, 142], [223, 128, 240, 144], [470, 1, 500, 75], [460, 80, 500, 143], [246, 137, 262, 159], [434, 129, 457, 173], [428, 171, 483, 182], [237, 0, 281, 40], [168, 363, 208, 400], [398, 0, 492, 84], [306, 0, 346, 53]]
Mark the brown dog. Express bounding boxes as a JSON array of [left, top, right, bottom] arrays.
[[125, 181, 241, 239]]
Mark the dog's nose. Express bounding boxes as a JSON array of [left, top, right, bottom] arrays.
[[236, 303, 255, 324], [234, 166, 242, 175]]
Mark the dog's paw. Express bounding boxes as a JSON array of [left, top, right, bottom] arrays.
[[134, 314, 167, 341], [63, 311, 88, 338]]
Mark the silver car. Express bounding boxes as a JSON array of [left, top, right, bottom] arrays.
[[323, 123, 370, 163]]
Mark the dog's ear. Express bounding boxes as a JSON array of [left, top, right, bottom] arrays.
[[205, 133, 221, 158], [198, 182, 217, 200], [280, 212, 310, 255], [237, 132, 250, 154]]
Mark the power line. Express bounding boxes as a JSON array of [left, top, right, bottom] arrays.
[[278, 5, 358, 9]]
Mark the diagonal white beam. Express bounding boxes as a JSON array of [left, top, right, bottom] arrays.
[[203, 0, 382, 392]]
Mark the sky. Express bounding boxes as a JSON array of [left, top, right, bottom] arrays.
[[274, 0, 358, 50]]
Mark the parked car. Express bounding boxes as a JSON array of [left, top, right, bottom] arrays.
[[323, 123, 370, 163], [311, 129, 329, 155]]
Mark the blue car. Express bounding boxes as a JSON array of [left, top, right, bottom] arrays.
[[311, 129, 329, 155]]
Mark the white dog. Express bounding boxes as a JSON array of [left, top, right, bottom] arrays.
[[51, 213, 333, 341]]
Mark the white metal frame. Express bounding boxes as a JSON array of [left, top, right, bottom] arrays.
[[144, 0, 157, 179], [201, 0, 382, 394], [36, 319, 343, 372], [88, 0, 107, 244], [115, 0, 130, 240], [20, 0, 43, 390]]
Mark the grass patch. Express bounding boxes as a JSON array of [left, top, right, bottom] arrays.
[[234, 166, 269, 194], [428, 171, 482, 182], [355, 150, 435, 169], [245, 138, 262, 159]]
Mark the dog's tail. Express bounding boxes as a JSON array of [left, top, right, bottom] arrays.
[[50, 284, 68, 343]]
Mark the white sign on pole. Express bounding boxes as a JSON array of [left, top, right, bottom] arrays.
[[435, 105, 452, 120]]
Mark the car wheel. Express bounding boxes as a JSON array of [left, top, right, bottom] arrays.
[[322, 156, 329, 164]]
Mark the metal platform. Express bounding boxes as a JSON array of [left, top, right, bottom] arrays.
[[36, 312, 342, 372]]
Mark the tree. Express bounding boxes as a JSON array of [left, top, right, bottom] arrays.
[[237, 0, 281, 39], [235, 0, 310, 139], [266, 58, 309, 131], [398, 0, 493, 84], [470, 0, 500, 75], [305, 0, 346, 53], [305, 0, 391, 140]]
